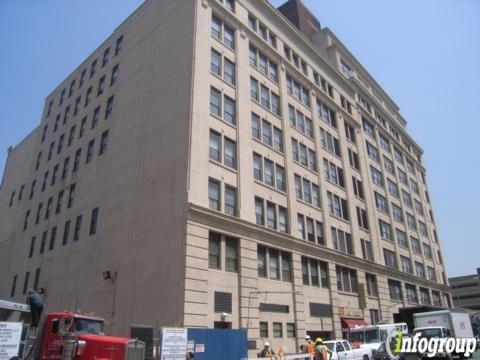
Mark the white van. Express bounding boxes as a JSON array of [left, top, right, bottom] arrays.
[[348, 323, 409, 351]]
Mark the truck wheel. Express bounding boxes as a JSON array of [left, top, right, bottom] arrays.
[[363, 355, 369, 360]]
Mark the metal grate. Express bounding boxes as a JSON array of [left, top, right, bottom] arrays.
[[309, 302, 332, 317], [214, 291, 232, 313], [259, 303, 289, 313], [126, 340, 145, 360]]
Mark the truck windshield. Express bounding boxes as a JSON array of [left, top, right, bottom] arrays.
[[350, 330, 364, 343], [364, 329, 379, 343], [415, 328, 443, 339], [74, 318, 105, 334]]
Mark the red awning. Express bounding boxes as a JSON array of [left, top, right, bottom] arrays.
[[341, 318, 368, 330]]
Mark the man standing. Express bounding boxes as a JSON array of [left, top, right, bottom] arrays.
[[303, 335, 314, 354], [26, 289, 44, 329]]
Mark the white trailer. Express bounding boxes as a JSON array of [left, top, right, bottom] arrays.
[[413, 309, 474, 338]]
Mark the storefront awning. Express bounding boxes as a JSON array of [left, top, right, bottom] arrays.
[[341, 318, 368, 330]]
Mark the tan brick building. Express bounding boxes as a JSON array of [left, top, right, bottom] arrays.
[[0, 0, 451, 353]]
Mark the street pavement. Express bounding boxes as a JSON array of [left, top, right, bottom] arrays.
[[472, 350, 480, 360]]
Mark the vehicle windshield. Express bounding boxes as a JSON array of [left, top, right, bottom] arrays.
[[74, 318, 105, 334], [350, 330, 365, 343], [415, 328, 443, 339], [325, 343, 334, 352], [364, 329, 380, 343]]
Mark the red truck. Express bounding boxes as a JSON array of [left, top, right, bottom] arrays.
[[1, 299, 145, 359], [35, 311, 145, 359]]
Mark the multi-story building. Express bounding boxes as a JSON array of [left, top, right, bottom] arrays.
[[0, 0, 451, 353], [450, 270, 480, 311]]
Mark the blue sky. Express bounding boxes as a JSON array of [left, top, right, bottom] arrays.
[[1, 0, 478, 277]]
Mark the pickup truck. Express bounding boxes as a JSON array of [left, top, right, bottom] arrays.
[[324, 340, 373, 360]]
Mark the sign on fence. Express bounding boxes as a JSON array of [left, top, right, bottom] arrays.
[[0, 322, 22, 360], [160, 327, 187, 360]]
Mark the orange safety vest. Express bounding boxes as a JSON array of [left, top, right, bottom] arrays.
[[305, 341, 315, 354]]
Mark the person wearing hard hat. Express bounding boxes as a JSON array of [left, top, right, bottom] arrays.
[[257, 341, 275, 358], [314, 338, 329, 360], [303, 335, 315, 354]]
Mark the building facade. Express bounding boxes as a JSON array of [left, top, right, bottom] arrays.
[[0, 0, 451, 353], [450, 270, 480, 311]]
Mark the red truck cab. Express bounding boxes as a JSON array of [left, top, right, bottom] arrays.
[[39, 311, 144, 359]]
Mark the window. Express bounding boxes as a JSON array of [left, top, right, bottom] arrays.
[[388, 279, 403, 301], [23, 210, 30, 230], [291, 138, 316, 171], [336, 266, 357, 293], [35, 203, 43, 224], [289, 105, 313, 138], [10, 275, 17, 298], [89, 207, 99, 235], [384, 248, 397, 268], [48, 141, 55, 161], [105, 96, 114, 119], [294, 175, 320, 207], [225, 236, 238, 272], [392, 203, 404, 223], [396, 229, 408, 248], [93, 108, 101, 131], [47, 100, 53, 117], [85, 87, 92, 107], [253, 153, 285, 192], [59, 88, 66, 105], [259, 322, 268, 338], [352, 177, 364, 199], [211, 15, 235, 49], [411, 237, 421, 254], [111, 64, 119, 85], [327, 192, 349, 221], [22, 272, 30, 295], [286, 75, 310, 107], [29, 180, 36, 200], [266, 202, 276, 229], [273, 323, 283, 338], [356, 207, 369, 230], [366, 141, 379, 162], [102, 47, 110, 67], [375, 192, 389, 213], [258, 246, 292, 282], [323, 159, 344, 187], [331, 227, 353, 255], [370, 166, 384, 187], [99, 130, 109, 155], [74, 215, 82, 241], [90, 59, 97, 78], [423, 243, 433, 259], [398, 168, 408, 185], [68, 125, 76, 146], [301, 257, 329, 288], [86, 139, 95, 163], [250, 77, 281, 116], [419, 288, 430, 305], [35, 152, 42, 170], [210, 87, 236, 125], [415, 261, 425, 278], [388, 180, 399, 198], [415, 200, 424, 217], [49, 226, 57, 250], [362, 118, 375, 138], [419, 221, 428, 237], [319, 128, 341, 157], [344, 123, 356, 143], [410, 179, 420, 194], [297, 215, 324, 245], [406, 212, 417, 230], [379, 133, 390, 152], [29, 236, 36, 258], [97, 76, 105, 96], [208, 179, 221, 210], [401, 256, 412, 274], [406, 284, 417, 303], [224, 186, 237, 216], [361, 239, 374, 261], [287, 323, 295, 338], [383, 156, 395, 175], [55, 190, 64, 214], [253, 153, 262, 181], [40, 231, 47, 254], [276, 166, 285, 191], [62, 220, 71, 245], [379, 220, 392, 240], [317, 100, 337, 128], [255, 197, 264, 225], [428, 267, 437, 282], [73, 149, 81, 172], [249, 45, 278, 83], [348, 149, 360, 170], [67, 183, 76, 208], [79, 117, 87, 138], [45, 197, 53, 219], [209, 130, 221, 161], [33, 268, 41, 291], [366, 274, 378, 297], [402, 190, 413, 208], [115, 35, 123, 56]]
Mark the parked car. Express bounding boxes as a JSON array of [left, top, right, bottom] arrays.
[[324, 340, 373, 360]]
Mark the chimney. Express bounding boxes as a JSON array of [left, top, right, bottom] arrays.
[[277, 0, 321, 40]]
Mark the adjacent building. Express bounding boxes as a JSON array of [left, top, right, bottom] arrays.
[[450, 270, 480, 311], [0, 0, 452, 353]]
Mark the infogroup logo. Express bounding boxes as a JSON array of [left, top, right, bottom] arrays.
[[385, 329, 477, 359]]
